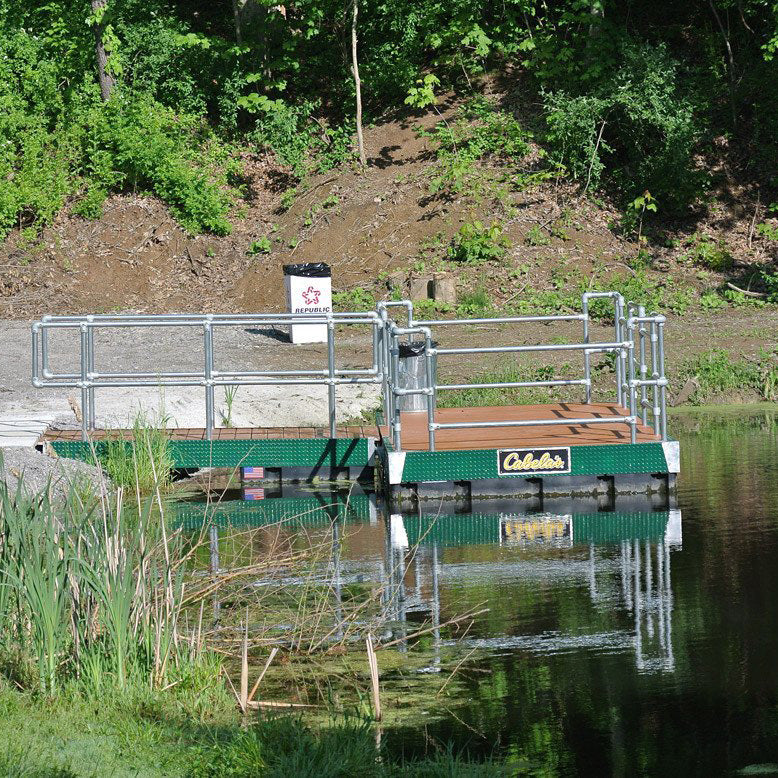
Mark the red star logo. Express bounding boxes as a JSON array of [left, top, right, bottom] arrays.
[[302, 286, 321, 305]]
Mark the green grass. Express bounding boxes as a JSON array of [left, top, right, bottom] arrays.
[[676, 349, 778, 404], [101, 411, 174, 493], [0, 683, 508, 777]]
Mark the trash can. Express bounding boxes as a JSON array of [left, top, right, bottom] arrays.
[[283, 263, 333, 344], [397, 340, 437, 411]]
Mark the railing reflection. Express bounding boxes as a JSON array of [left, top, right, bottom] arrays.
[[180, 490, 681, 673], [383, 504, 682, 673]]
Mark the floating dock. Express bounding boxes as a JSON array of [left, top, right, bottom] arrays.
[[32, 292, 678, 503]]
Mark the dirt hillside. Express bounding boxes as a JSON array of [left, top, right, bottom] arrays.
[[1, 99, 776, 320]]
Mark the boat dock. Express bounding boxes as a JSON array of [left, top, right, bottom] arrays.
[[32, 291, 679, 502]]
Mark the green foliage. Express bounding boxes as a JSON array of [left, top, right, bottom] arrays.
[[543, 42, 703, 211], [678, 349, 778, 403], [448, 221, 510, 263], [756, 222, 778, 242], [247, 237, 272, 255], [525, 225, 551, 247], [418, 99, 532, 194], [102, 412, 174, 493], [456, 287, 493, 316], [332, 287, 376, 311], [244, 97, 354, 179], [682, 234, 734, 271]]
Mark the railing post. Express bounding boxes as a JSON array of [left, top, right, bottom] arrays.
[[638, 305, 648, 426], [41, 315, 51, 378], [615, 296, 626, 407], [86, 316, 96, 431], [203, 319, 214, 441], [79, 323, 89, 441], [327, 317, 337, 438], [424, 330, 436, 452], [657, 317, 668, 441], [626, 317, 637, 444], [650, 320, 661, 436], [390, 331, 402, 451], [582, 300, 592, 404]]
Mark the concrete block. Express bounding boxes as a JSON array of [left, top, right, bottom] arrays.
[[409, 276, 433, 301], [432, 275, 457, 305]]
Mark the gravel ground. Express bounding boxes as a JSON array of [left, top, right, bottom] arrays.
[[1, 446, 104, 499]]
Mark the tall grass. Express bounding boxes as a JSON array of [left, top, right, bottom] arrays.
[[101, 412, 174, 493], [0, 467, 192, 695]]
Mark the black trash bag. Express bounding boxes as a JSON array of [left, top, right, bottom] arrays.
[[282, 263, 331, 278], [398, 340, 438, 358]]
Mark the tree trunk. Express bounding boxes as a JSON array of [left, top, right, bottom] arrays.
[[351, 0, 367, 168], [232, 0, 243, 45], [91, 0, 114, 101]]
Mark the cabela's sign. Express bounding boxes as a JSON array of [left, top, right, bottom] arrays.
[[497, 447, 571, 476]]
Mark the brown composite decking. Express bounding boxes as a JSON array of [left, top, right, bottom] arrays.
[[382, 403, 660, 451], [42, 425, 375, 442], [42, 403, 660, 451]]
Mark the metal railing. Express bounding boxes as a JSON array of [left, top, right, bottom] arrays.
[[32, 312, 383, 440], [380, 292, 669, 451], [31, 291, 668, 449]]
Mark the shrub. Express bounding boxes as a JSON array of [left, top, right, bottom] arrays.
[[543, 41, 703, 211], [448, 221, 510, 263]]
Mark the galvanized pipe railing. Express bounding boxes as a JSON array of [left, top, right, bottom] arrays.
[[32, 312, 383, 441], [625, 311, 668, 441], [32, 291, 667, 450]]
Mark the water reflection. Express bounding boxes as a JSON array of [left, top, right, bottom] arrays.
[[177, 488, 681, 676], [385, 506, 681, 675], [174, 412, 778, 773]]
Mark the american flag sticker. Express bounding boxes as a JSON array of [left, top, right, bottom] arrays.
[[242, 466, 265, 480], [242, 487, 265, 500]]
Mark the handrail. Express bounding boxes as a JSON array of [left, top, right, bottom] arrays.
[[32, 290, 668, 451], [33, 312, 383, 440]]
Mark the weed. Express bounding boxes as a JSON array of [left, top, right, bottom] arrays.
[[449, 221, 510, 263], [456, 287, 493, 316], [682, 233, 734, 271], [332, 287, 376, 311], [676, 348, 778, 403], [280, 188, 297, 211], [415, 96, 532, 196], [247, 236, 272, 255], [756, 222, 778, 242], [525, 224, 551, 247], [219, 386, 239, 428], [102, 411, 174, 493]]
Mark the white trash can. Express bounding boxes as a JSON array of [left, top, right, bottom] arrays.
[[283, 263, 333, 344]]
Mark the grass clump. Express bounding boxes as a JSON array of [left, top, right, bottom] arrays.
[[101, 412, 174, 493], [677, 349, 778, 404]]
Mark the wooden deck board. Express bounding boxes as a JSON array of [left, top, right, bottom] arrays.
[[381, 403, 660, 451], [42, 403, 659, 451]]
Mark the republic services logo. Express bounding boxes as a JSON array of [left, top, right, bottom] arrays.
[[302, 286, 321, 305]]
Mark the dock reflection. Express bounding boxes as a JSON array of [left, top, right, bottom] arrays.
[[176, 488, 681, 674]]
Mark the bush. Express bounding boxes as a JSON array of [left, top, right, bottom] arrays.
[[448, 221, 510, 263], [543, 41, 703, 211]]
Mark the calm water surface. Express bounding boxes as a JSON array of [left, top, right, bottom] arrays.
[[186, 409, 778, 775]]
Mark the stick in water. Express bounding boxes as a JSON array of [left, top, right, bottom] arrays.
[[367, 634, 381, 721]]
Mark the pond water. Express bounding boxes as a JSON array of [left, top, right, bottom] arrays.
[[180, 409, 778, 775]]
